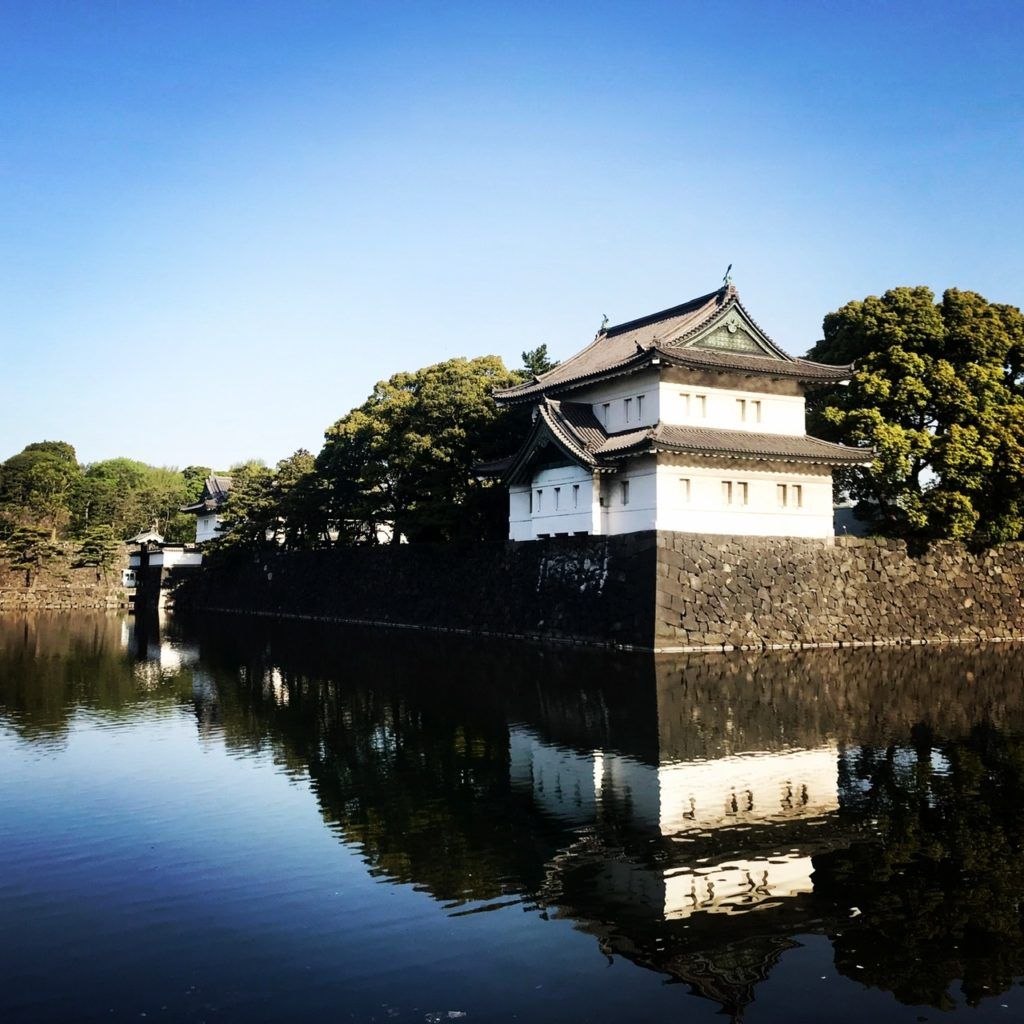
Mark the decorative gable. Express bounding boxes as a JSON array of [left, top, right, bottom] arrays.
[[686, 309, 785, 359]]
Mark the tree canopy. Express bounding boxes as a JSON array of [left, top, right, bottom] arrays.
[[808, 286, 1024, 543], [0, 442, 215, 546], [315, 355, 523, 543], [519, 344, 559, 379]]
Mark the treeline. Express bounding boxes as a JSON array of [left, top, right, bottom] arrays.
[[213, 352, 551, 551], [0, 443, 215, 579]]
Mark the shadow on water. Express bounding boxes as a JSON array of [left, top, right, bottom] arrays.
[[4, 611, 1024, 1019]]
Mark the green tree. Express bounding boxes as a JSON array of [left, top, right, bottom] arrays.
[[0, 441, 81, 539], [72, 458, 193, 541], [274, 449, 325, 548], [72, 458, 149, 535], [316, 356, 523, 543], [519, 344, 559, 379], [2, 525, 62, 586], [807, 286, 1024, 542], [211, 461, 276, 551], [74, 525, 121, 577]]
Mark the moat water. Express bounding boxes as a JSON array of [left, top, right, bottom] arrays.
[[3, 613, 1024, 1023]]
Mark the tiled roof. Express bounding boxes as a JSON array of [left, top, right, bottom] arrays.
[[598, 424, 870, 465], [487, 398, 870, 482], [495, 286, 851, 403], [547, 400, 607, 454], [181, 474, 234, 514]]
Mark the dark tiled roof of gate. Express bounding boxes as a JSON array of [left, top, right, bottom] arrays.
[[180, 474, 234, 515]]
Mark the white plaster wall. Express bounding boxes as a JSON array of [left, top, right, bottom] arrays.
[[150, 548, 204, 568], [509, 483, 533, 541], [195, 514, 222, 544], [570, 369, 660, 433], [655, 458, 834, 538], [527, 464, 596, 539], [600, 456, 658, 535], [659, 380, 806, 435]]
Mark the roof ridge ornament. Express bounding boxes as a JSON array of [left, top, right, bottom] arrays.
[[722, 263, 733, 289]]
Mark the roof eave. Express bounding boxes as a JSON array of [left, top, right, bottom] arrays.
[[494, 351, 657, 405], [655, 348, 852, 383], [599, 441, 872, 467]]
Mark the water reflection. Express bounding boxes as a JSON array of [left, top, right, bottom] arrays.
[[3, 612, 1024, 1021]]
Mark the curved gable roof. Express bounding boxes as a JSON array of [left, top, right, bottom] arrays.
[[495, 286, 851, 404]]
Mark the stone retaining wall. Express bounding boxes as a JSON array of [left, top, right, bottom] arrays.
[[0, 579, 126, 611], [0, 547, 129, 612], [172, 532, 1024, 651], [174, 533, 656, 648], [655, 533, 1024, 650]]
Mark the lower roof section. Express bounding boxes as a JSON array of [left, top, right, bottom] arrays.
[[599, 423, 872, 466], [481, 399, 872, 482]]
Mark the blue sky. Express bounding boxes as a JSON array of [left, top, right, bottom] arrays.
[[3, 1, 1022, 469]]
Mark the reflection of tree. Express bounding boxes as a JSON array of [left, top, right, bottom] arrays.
[[815, 724, 1024, 1009], [0, 614, 190, 742], [190, 627, 574, 905]]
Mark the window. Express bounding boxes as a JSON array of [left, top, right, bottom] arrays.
[[680, 391, 691, 415], [696, 394, 707, 417], [554, 486, 561, 510], [724, 481, 748, 506], [680, 478, 691, 502], [752, 399, 762, 423], [621, 480, 630, 505], [778, 483, 804, 509], [536, 489, 543, 512], [636, 394, 644, 420], [624, 397, 633, 422], [736, 398, 747, 421], [528, 490, 533, 514], [602, 402, 610, 424], [572, 483, 580, 508]]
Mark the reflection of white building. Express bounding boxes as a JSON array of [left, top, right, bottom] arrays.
[[511, 726, 839, 919], [119, 614, 200, 681]]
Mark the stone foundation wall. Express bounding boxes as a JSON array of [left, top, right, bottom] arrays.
[[174, 534, 656, 648], [172, 532, 1024, 651], [0, 546, 130, 612], [655, 533, 1024, 650], [0, 574, 126, 612]]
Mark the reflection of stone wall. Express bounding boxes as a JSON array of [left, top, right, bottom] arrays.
[[655, 643, 1024, 760], [656, 533, 1024, 650]]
